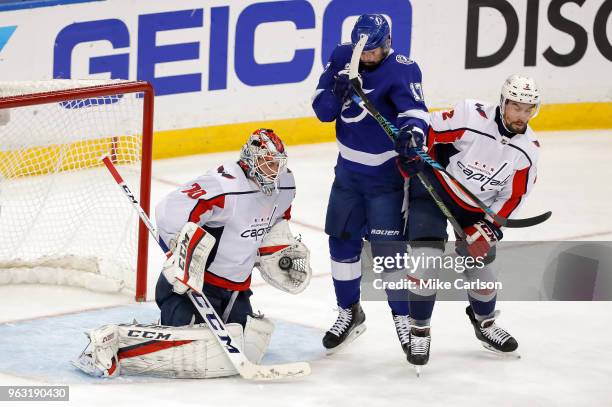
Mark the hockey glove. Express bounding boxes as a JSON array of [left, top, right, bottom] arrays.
[[332, 69, 361, 101], [394, 125, 425, 157], [456, 220, 503, 259], [256, 219, 312, 294], [395, 125, 426, 178]]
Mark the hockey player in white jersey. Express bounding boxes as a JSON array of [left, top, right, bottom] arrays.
[[396, 75, 541, 368], [74, 129, 312, 378]]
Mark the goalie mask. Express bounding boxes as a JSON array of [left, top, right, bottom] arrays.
[[239, 129, 288, 196]]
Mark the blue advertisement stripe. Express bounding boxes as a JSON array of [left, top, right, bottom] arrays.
[[0, 0, 103, 12], [0, 25, 16, 51]]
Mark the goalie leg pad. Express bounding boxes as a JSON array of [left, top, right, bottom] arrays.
[[244, 315, 275, 364], [75, 323, 244, 378], [74, 320, 275, 379], [0, 108, 10, 126]]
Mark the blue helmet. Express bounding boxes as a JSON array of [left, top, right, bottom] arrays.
[[350, 14, 391, 51]]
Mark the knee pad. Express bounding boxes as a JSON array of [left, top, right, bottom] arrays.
[[329, 236, 362, 262]]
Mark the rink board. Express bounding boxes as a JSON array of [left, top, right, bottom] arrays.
[[150, 101, 612, 158], [0, 0, 610, 159]]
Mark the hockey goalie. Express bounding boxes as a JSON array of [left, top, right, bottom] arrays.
[[74, 129, 312, 378]]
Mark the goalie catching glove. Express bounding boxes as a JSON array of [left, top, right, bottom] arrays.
[[257, 219, 311, 294], [162, 222, 216, 294]]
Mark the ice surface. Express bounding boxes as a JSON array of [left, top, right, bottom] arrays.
[[0, 130, 611, 406]]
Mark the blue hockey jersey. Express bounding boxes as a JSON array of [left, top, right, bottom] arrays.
[[312, 44, 429, 175]]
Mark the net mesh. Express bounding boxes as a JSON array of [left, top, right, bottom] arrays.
[[0, 80, 147, 294]]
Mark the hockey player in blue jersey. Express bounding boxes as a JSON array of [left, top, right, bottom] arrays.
[[312, 14, 429, 354]]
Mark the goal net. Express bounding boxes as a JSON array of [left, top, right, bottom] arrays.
[[0, 80, 153, 301]]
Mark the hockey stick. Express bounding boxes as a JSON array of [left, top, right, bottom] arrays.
[[348, 35, 466, 239], [349, 35, 551, 229], [100, 155, 311, 381]]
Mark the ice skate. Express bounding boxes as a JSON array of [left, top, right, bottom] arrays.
[[323, 302, 367, 354], [466, 306, 519, 358]]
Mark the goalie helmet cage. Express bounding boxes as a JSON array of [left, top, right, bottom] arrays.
[[0, 80, 154, 301]]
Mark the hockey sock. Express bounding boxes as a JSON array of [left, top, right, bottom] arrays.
[[408, 293, 436, 323], [332, 276, 362, 309], [468, 295, 497, 321], [330, 255, 362, 309], [387, 298, 409, 316]]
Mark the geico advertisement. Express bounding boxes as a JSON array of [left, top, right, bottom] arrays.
[[0, 0, 412, 130], [0, 0, 609, 131]]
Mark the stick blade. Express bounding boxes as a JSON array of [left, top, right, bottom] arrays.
[[348, 34, 368, 79], [496, 211, 552, 228]]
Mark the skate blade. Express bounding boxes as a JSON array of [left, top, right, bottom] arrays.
[[482, 343, 521, 359], [414, 365, 422, 378], [325, 324, 367, 355]]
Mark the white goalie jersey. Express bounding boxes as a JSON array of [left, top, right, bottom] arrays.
[[155, 161, 295, 291]]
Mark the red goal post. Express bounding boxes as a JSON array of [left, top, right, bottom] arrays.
[[0, 80, 154, 301]]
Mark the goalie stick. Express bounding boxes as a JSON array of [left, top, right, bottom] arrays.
[[349, 34, 551, 229], [100, 155, 311, 381]]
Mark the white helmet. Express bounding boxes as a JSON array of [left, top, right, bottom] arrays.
[[500, 74, 541, 118], [239, 128, 288, 195]]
